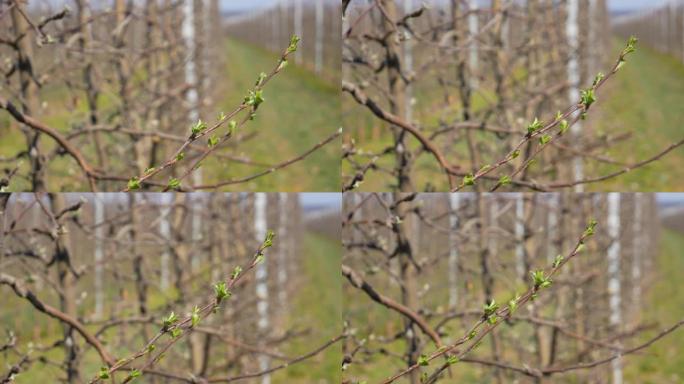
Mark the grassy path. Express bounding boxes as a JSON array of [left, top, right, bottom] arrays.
[[205, 39, 340, 191], [588, 40, 684, 191], [272, 232, 341, 382], [623, 228, 684, 383]]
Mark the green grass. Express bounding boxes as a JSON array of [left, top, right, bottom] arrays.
[[0, 38, 340, 191], [588, 40, 684, 191], [624, 228, 684, 383], [272, 232, 342, 383], [203, 39, 340, 192]]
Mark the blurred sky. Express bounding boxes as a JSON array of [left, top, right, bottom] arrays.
[[609, 0, 677, 12], [227, 0, 675, 13], [300, 193, 340, 210], [657, 193, 684, 205], [223, 0, 330, 13]]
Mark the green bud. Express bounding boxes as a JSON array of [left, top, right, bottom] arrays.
[[191, 305, 200, 327], [170, 328, 182, 338], [539, 134, 551, 146], [228, 120, 237, 135], [231, 266, 243, 280], [162, 311, 178, 330], [214, 282, 231, 303], [263, 230, 275, 248], [555, 111, 563, 121], [167, 177, 181, 191], [511, 150, 521, 159], [446, 355, 459, 365], [559, 120, 569, 135], [208, 136, 219, 147], [256, 72, 267, 86], [483, 300, 499, 318], [99, 367, 110, 379], [244, 89, 265, 108], [255, 253, 265, 265], [553, 254, 564, 268], [287, 34, 301, 53], [583, 218, 598, 237], [531, 270, 552, 289], [463, 174, 475, 186], [508, 298, 517, 314], [592, 72, 605, 87], [128, 177, 141, 190], [175, 152, 185, 161], [191, 119, 207, 136], [417, 354, 429, 366], [498, 175, 511, 186], [527, 117, 543, 134], [129, 369, 141, 379], [580, 89, 596, 109], [623, 35, 638, 55], [420, 372, 429, 383]]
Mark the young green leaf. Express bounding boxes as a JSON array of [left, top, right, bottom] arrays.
[[214, 282, 231, 303], [162, 311, 178, 330], [262, 230, 275, 248], [167, 177, 181, 191], [580, 88, 596, 109], [98, 367, 110, 379], [527, 117, 543, 134], [287, 34, 301, 53], [207, 136, 219, 147], [231, 266, 243, 280], [128, 177, 141, 190], [191, 119, 207, 136], [539, 134, 551, 145], [191, 305, 200, 327], [417, 354, 429, 366]]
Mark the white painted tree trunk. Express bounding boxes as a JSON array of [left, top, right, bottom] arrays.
[[587, 0, 598, 77], [515, 194, 525, 280], [607, 193, 623, 384], [294, 0, 303, 64], [278, 193, 289, 305], [566, 0, 583, 191], [254, 193, 270, 384], [191, 193, 201, 271], [547, 194, 558, 264], [183, 0, 201, 185], [468, 0, 479, 89], [501, 10, 510, 50], [403, 0, 413, 121], [315, 0, 324, 74], [94, 193, 104, 319], [632, 193, 642, 311], [159, 194, 172, 290], [342, 0, 349, 79], [448, 194, 460, 309], [488, 195, 497, 256]]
